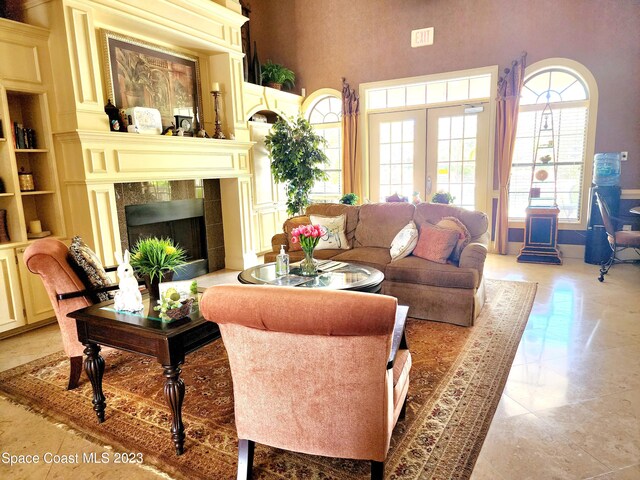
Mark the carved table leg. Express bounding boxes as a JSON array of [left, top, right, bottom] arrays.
[[163, 363, 185, 455], [83, 343, 106, 423]]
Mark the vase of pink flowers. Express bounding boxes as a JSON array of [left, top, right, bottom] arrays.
[[290, 224, 323, 276]]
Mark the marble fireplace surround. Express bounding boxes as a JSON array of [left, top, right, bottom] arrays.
[[115, 180, 226, 274]]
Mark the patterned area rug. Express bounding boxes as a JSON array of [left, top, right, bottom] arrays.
[[0, 279, 536, 480]]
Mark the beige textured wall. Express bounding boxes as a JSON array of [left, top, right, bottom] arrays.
[[249, 0, 640, 189]]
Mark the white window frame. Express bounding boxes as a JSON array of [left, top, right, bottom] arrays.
[[303, 88, 343, 202], [509, 58, 598, 230]]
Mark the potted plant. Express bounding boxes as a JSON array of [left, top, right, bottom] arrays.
[[431, 191, 455, 204], [339, 193, 359, 205], [260, 60, 295, 90], [129, 237, 186, 299], [265, 115, 329, 216]]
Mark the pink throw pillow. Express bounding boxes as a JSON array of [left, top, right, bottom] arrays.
[[412, 223, 460, 264]]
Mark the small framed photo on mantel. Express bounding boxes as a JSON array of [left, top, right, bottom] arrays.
[[102, 30, 204, 130]]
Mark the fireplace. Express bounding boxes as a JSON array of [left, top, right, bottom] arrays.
[[125, 199, 208, 279], [115, 179, 226, 277]]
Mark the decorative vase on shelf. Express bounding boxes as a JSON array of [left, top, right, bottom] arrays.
[[300, 248, 318, 276], [143, 271, 174, 302]]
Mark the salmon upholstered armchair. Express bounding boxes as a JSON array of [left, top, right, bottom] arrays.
[[23, 238, 120, 389], [200, 285, 412, 480]]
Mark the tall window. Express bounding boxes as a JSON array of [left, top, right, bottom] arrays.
[[308, 96, 342, 200], [509, 67, 590, 221]]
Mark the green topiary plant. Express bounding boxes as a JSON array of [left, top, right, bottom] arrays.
[[265, 115, 329, 216], [260, 60, 295, 90], [431, 191, 455, 204], [339, 193, 359, 205]]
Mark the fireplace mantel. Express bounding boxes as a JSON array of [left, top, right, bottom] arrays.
[[55, 131, 254, 183]]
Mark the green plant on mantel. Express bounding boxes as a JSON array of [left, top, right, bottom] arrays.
[[260, 60, 295, 90], [265, 115, 328, 216]]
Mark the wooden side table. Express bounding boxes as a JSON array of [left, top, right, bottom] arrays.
[[517, 205, 562, 265]]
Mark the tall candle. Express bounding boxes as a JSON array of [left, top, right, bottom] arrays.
[[211, 82, 220, 92]]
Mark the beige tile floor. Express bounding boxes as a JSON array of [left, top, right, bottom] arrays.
[[0, 256, 638, 480]]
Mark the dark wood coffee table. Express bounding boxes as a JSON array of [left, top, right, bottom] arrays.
[[69, 296, 219, 456], [238, 261, 384, 293]]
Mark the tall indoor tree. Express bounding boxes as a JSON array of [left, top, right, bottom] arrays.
[[265, 115, 328, 216]]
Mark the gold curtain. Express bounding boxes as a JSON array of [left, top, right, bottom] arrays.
[[341, 78, 362, 201], [495, 52, 527, 254]]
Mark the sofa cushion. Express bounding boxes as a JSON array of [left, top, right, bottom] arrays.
[[414, 202, 488, 242], [355, 203, 415, 248], [412, 223, 459, 264], [436, 216, 471, 262], [385, 255, 479, 289], [310, 214, 350, 250], [284, 215, 310, 252], [333, 247, 391, 271], [306, 203, 359, 246], [390, 221, 418, 261]]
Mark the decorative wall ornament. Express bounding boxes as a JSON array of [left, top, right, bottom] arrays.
[[101, 30, 203, 129]]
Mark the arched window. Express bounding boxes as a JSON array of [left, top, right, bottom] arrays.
[[508, 64, 594, 223], [307, 95, 342, 200]]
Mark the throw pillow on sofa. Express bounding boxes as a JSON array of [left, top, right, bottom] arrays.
[[412, 223, 459, 264], [68, 236, 111, 302], [436, 216, 471, 262], [310, 214, 350, 250], [390, 221, 418, 261], [284, 215, 310, 252]]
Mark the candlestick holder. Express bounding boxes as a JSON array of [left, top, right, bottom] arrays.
[[210, 89, 226, 139]]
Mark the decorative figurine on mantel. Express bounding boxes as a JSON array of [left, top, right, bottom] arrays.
[[210, 82, 226, 139]]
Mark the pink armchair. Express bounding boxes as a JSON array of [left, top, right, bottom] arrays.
[[200, 285, 411, 480], [23, 238, 119, 389]]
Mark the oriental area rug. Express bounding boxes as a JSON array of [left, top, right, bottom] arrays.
[[0, 279, 536, 480]]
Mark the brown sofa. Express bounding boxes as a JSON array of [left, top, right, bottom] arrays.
[[265, 202, 489, 327]]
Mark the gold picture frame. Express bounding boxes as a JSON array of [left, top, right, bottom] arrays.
[[102, 30, 203, 128]]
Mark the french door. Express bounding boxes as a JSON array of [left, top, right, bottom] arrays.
[[369, 105, 489, 210], [426, 105, 489, 210], [369, 110, 426, 202]]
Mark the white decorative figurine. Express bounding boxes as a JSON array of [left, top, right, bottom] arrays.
[[113, 250, 143, 312]]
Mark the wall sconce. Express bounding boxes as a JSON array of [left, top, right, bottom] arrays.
[[210, 82, 225, 139]]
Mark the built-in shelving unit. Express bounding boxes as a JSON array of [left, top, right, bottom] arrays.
[[0, 89, 65, 248], [0, 18, 63, 334]]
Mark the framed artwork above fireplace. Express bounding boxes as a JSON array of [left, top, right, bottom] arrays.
[[101, 30, 203, 128]]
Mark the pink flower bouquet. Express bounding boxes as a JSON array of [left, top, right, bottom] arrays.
[[290, 224, 324, 255], [290, 224, 325, 275]]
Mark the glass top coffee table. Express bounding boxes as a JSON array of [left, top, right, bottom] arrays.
[[238, 261, 384, 293]]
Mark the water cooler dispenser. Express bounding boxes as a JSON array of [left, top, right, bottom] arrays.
[[584, 153, 621, 265]]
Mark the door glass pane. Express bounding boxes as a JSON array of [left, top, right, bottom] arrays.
[[433, 114, 478, 209], [378, 119, 417, 202]]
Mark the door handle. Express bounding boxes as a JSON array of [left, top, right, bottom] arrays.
[[426, 176, 432, 195]]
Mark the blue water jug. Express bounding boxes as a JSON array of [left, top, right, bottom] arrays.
[[593, 153, 621, 186]]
